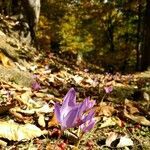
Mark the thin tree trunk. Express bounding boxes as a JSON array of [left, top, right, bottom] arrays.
[[108, 25, 114, 52], [136, 0, 142, 71], [141, 0, 150, 70], [76, 51, 83, 65], [107, 15, 115, 52]]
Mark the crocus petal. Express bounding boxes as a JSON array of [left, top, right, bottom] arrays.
[[78, 98, 88, 115], [88, 99, 96, 109], [80, 118, 95, 133], [54, 103, 61, 123], [61, 106, 79, 130], [78, 98, 95, 118], [83, 97, 95, 110], [61, 88, 76, 110], [82, 110, 95, 123]]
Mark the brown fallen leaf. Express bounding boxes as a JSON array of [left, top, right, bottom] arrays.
[[0, 104, 15, 115], [96, 102, 116, 116], [48, 115, 59, 128], [0, 79, 23, 91], [124, 108, 150, 126], [124, 99, 150, 126], [124, 99, 139, 114], [10, 108, 31, 123], [0, 120, 47, 141], [46, 143, 55, 150]]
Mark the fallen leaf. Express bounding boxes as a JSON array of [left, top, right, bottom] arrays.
[[117, 136, 134, 148], [85, 78, 98, 87], [10, 103, 53, 115], [143, 92, 150, 110], [105, 132, 118, 147], [38, 113, 46, 127], [125, 99, 139, 114], [97, 102, 116, 116], [72, 75, 83, 84], [15, 62, 27, 71], [63, 130, 79, 145], [0, 52, 13, 67], [99, 117, 116, 128], [9, 108, 30, 122], [48, 115, 59, 128], [15, 91, 33, 108], [124, 109, 150, 126], [0, 104, 15, 115], [106, 132, 133, 148], [0, 120, 47, 141], [34, 92, 46, 98], [124, 99, 150, 126], [143, 92, 150, 101], [0, 139, 7, 146]]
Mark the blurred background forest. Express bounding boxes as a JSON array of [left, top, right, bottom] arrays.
[[1, 0, 150, 73], [39, 0, 150, 73]]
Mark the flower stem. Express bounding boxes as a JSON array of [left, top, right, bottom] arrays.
[[100, 93, 106, 103], [54, 130, 63, 149], [74, 132, 84, 149]]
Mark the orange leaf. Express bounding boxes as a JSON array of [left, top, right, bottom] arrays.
[[48, 115, 59, 128]]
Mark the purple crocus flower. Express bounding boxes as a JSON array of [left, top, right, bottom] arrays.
[[104, 86, 113, 94], [54, 88, 95, 131], [31, 81, 41, 91]]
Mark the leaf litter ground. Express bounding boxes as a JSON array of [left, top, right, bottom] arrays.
[[0, 51, 149, 150]]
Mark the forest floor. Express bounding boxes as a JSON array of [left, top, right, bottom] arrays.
[[0, 14, 149, 150]]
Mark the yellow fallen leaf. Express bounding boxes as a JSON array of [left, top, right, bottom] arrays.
[[15, 91, 33, 108], [0, 52, 13, 67], [38, 114, 46, 127], [34, 92, 45, 98], [0, 120, 47, 141], [11, 103, 53, 115], [100, 117, 116, 128], [0, 139, 7, 146]]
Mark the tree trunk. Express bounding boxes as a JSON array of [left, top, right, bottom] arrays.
[[76, 51, 83, 66], [141, 0, 150, 70], [136, 0, 142, 71], [107, 17, 115, 52]]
